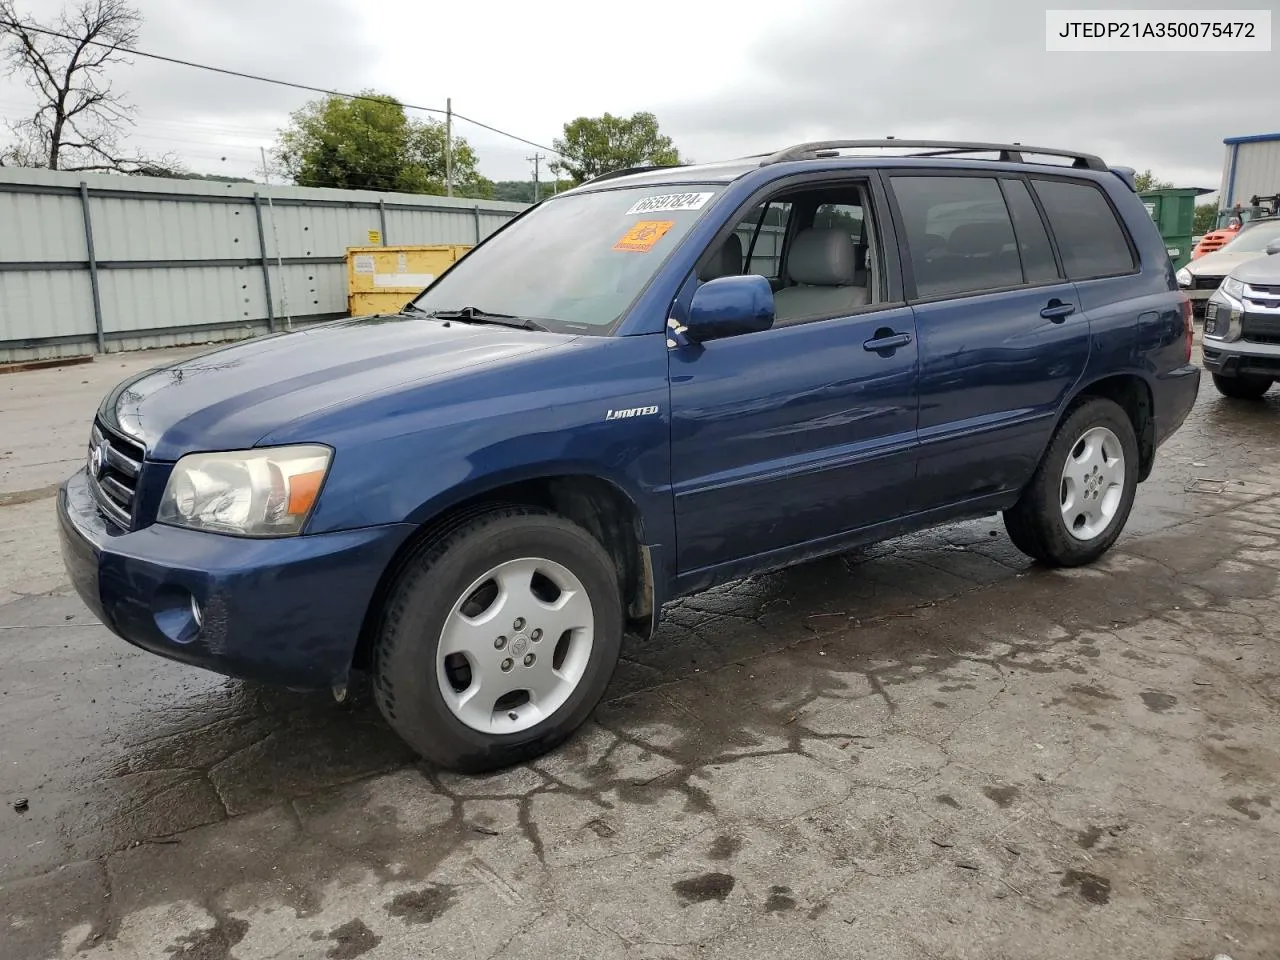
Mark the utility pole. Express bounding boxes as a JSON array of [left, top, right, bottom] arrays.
[[527, 152, 544, 202], [259, 146, 291, 330], [445, 97, 453, 198]]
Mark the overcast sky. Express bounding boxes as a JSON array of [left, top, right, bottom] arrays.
[[2, 0, 1275, 195]]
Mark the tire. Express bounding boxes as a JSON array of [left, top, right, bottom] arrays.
[[1212, 372, 1272, 400], [1003, 397, 1139, 568], [372, 505, 623, 772]]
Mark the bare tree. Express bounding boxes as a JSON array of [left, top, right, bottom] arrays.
[[0, 0, 180, 174]]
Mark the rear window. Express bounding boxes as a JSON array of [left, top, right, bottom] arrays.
[[409, 185, 725, 333], [1031, 179, 1136, 280]]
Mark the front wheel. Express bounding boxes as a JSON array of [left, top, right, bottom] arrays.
[[1003, 397, 1139, 567], [1212, 372, 1272, 400], [373, 506, 623, 772]]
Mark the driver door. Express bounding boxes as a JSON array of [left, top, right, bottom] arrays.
[[668, 176, 920, 584]]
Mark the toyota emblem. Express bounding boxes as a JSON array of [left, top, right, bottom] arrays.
[[88, 443, 104, 477]]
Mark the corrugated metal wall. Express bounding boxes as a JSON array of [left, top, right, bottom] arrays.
[[1219, 137, 1280, 209], [0, 168, 527, 363]]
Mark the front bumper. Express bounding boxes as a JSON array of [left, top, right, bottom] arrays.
[[58, 469, 414, 689], [1201, 338, 1280, 378]]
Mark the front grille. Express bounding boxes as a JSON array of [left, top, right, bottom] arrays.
[[88, 421, 144, 529], [1194, 276, 1222, 291], [1244, 284, 1280, 312], [1242, 312, 1280, 343]]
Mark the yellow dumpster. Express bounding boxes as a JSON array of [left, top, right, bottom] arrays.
[[346, 244, 472, 317]]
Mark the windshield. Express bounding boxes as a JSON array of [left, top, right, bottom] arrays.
[[1221, 220, 1280, 254], [409, 184, 725, 334]]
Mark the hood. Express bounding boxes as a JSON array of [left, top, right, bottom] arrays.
[[100, 315, 573, 460], [1187, 249, 1265, 277], [1233, 253, 1280, 286]]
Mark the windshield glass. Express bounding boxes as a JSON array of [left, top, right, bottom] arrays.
[[1221, 220, 1280, 254], [409, 184, 725, 334]]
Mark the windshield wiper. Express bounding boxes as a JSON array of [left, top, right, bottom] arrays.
[[400, 301, 429, 315], [425, 306, 548, 331]]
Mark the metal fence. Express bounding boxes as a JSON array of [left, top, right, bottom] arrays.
[[0, 167, 528, 363]]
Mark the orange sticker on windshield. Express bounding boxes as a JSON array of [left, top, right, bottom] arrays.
[[614, 220, 674, 253]]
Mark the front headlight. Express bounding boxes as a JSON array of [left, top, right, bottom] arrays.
[[158, 445, 332, 537], [1220, 275, 1245, 301], [1176, 267, 1192, 288], [1203, 295, 1243, 341]]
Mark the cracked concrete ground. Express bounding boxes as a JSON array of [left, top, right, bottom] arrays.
[[2, 344, 1279, 959]]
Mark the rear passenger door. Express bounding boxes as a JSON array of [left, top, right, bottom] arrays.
[[888, 173, 1091, 512]]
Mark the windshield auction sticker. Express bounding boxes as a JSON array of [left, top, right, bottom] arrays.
[[614, 220, 675, 252], [624, 192, 714, 215]]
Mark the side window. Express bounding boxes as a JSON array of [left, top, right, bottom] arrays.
[[1031, 178, 1137, 279], [814, 203, 864, 240], [697, 182, 883, 329], [814, 202, 867, 270], [891, 176, 1023, 299], [732, 201, 791, 280], [1000, 179, 1059, 283]]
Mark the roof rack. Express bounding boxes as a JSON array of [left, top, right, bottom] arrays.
[[578, 163, 687, 186], [758, 140, 1109, 172]]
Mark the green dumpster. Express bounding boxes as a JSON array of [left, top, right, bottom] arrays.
[[1138, 187, 1214, 270]]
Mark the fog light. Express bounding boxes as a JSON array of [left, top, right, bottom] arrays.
[[153, 585, 203, 644]]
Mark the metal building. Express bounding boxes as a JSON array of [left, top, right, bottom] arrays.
[[1219, 132, 1280, 210], [0, 168, 527, 364]]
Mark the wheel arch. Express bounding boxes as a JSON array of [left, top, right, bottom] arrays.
[[1065, 371, 1156, 481], [351, 472, 656, 673]]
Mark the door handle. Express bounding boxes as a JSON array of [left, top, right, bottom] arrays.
[[863, 331, 913, 352], [1040, 299, 1076, 322]]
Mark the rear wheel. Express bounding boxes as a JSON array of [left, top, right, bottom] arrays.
[[373, 505, 623, 772], [1003, 397, 1138, 567], [1212, 372, 1272, 400]]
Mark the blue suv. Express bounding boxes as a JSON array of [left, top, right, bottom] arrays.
[[58, 140, 1200, 771]]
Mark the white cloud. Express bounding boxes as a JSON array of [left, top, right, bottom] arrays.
[[2, 0, 1268, 188]]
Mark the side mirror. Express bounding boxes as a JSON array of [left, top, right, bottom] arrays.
[[683, 275, 775, 342], [1266, 239, 1280, 256]]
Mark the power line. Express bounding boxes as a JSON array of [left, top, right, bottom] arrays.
[[0, 19, 563, 156]]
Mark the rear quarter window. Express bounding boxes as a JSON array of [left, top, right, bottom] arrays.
[[1031, 179, 1137, 280]]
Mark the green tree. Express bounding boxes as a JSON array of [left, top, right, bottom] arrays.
[[490, 179, 574, 203], [551, 111, 680, 185], [1194, 202, 1219, 234], [275, 92, 491, 197], [1133, 169, 1174, 192]]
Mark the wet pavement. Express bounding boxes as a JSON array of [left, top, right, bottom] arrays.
[[3, 343, 1280, 959]]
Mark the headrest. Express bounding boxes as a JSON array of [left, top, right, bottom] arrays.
[[947, 221, 1015, 257], [788, 228, 858, 286], [698, 233, 743, 282]]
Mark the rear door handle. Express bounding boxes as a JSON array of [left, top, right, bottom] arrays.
[[1040, 299, 1076, 322], [863, 332, 913, 352]]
